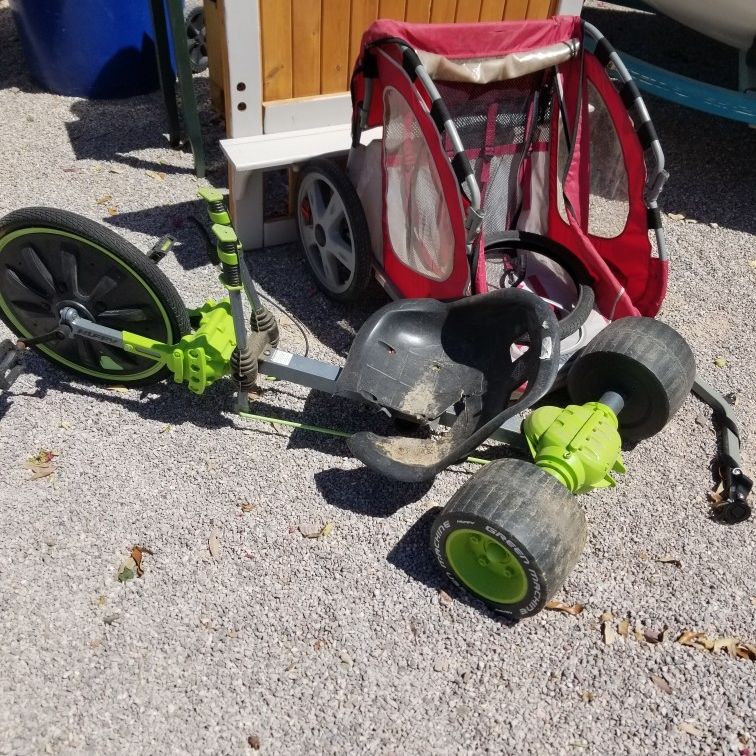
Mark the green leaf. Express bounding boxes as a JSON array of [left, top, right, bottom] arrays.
[[118, 566, 135, 582]]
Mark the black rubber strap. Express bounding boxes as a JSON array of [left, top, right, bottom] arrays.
[[402, 47, 421, 81], [637, 119, 659, 150], [593, 36, 613, 68], [362, 51, 378, 78], [451, 153, 473, 185], [647, 206, 662, 230], [430, 99, 451, 134], [619, 79, 641, 110]]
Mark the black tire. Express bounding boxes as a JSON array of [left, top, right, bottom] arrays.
[[431, 459, 586, 619], [484, 231, 595, 342], [185, 6, 208, 74], [296, 158, 373, 303], [567, 317, 696, 442], [0, 207, 191, 385]]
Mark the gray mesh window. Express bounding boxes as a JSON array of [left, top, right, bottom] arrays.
[[382, 86, 454, 282], [587, 81, 629, 238]]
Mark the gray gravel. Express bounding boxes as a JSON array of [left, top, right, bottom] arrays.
[[1, 1, 755, 753]]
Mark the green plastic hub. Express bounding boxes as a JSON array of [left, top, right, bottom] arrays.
[[123, 299, 236, 394], [523, 402, 626, 494], [445, 528, 528, 604]]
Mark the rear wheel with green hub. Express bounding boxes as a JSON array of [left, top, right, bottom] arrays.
[[0, 207, 191, 385], [431, 459, 586, 618]]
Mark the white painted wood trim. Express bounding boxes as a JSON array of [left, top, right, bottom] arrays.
[[224, 0, 263, 138], [263, 93, 352, 134], [555, 0, 584, 15]]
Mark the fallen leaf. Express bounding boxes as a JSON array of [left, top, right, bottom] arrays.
[[29, 465, 55, 480], [27, 449, 59, 466], [600, 611, 616, 645], [208, 528, 222, 560], [131, 546, 145, 577], [650, 674, 672, 694], [298, 522, 333, 539], [580, 691, 595, 702], [62, 167, 81, 173], [145, 170, 167, 181], [714, 357, 727, 368], [438, 589, 454, 608], [247, 735, 261, 750], [709, 222, 719, 229], [643, 626, 667, 644], [159, 424, 172, 434], [634, 623, 645, 642], [95, 194, 112, 205], [107, 385, 129, 393], [668, 213, 685, 221], [655, 556, 682, 568], [240, 502, 256, 513], [675, 629, 755, 659], [545, 599, 584, 616], [109, 166, 125, 174], [106, 207, 118, 217], [117, 565, 135, 583], [97, 595, 107, 607], [617, 618, 630, 638], [313, 639, 326, 651], [677, 722, 704, 737]]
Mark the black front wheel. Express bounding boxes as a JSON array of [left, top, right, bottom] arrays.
[[0, 207, 191, 385], [431, 459, 586, 619]]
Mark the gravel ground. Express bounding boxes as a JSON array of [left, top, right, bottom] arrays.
[[1, 2, 754, 754]]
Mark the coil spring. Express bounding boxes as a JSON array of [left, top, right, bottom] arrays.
[[219, 239, 241, 285], [208, 199, 226, 215]]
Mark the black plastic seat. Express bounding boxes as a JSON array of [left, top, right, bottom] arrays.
[[336, 288, 561, 482]]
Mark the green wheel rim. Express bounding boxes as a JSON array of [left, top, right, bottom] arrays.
[[445, 528, 529, 604], [0, 227, 172, 382]]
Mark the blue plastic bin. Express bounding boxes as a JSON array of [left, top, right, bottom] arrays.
[[9, 0, 165, 98]]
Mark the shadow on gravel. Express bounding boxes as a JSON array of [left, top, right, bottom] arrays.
[[387, 507, 518, 624], [583, 4, 756, 236], [314, 467, 432, 517], [104, 198, 217, 270]]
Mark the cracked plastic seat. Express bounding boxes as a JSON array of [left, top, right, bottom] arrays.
[[336, 288, 561, 482]]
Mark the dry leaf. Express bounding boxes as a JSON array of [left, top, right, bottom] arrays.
[[29, 465, 55, 480], [675, 629, 756, 659], [313, 639, 326, 651], [107, 385, 129, 393], [159, 424, 172, 434], [95, 194, 112, 205], [714, 357, 727, 368], [208, 528, 222, 560], [545, 599, 584, 616], [131, 546, 145, 577], [117, 555, 137, 582], [106, 207, 118, 217], [146, 170, 167, 181], [599, 611, 616, 645], [655, 556, 682, 568], [668, 212, 685, 221], [650, 674, 672, 694], [97, 595, 107, 607], [298, 522, 333, 539], [634, 623, 645, 642], [643, 626, 667, 644], [247, 735, 261, 750], [109, 166, 125, 174], [240, 502, 256, 513], [677, 722, 704, 737], [438, 589, 453, 608], [617, 618, 630, 638], [580, 691, 595, 702]]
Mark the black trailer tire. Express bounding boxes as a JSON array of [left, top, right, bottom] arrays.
[[0, 207, 191, 385], [567, 317, 696, 442], [430, 459, 586, 619], [296, 158, 373, 303]]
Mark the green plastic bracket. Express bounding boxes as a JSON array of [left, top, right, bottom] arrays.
[[123, 299, 236, 395], [211, 223, 240, 266], [523, 402, 626, 494]]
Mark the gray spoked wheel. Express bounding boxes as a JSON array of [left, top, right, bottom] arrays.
[[296, 159, 372, 303], [185, 6, 208, 74]]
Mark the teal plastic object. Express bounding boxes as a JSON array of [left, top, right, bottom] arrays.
[[8, 0, 172, 98], [619, 51, 756, 126]]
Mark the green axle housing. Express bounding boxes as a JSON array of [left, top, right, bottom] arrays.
[[523, 402, 626, 494]]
